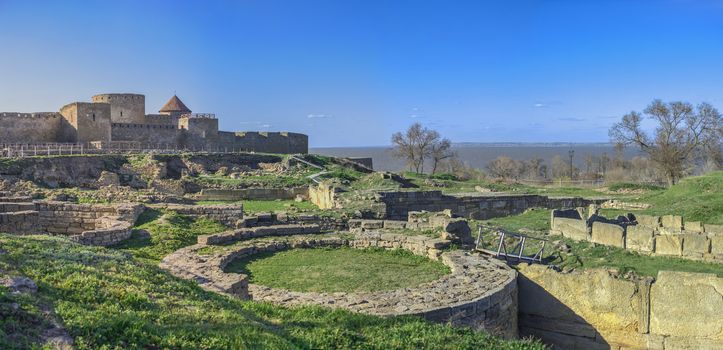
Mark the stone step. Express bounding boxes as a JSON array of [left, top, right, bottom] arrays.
[[0, 196, 34, 203], [0, 202, 36, 212]]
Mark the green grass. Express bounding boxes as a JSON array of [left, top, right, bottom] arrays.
[[113, 209, 228, 262], [632, 171, 723, 224], [0, 234, 545, 350], [482, 209, 551, 233], [243, 199, 318, 213], [607, 182, 665, 192], [226, 247, 451, 293]]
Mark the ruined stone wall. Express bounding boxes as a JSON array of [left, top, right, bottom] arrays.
[[151, 203, 243, 227], [308, 183, 337, 209], [162, 231, 518, 339], [0, 113, 65, 144], [376, 191, 598, 220], [0, 200, 143, 246], [195, 187, 308, 201], [551, 210, 723, 262], [518, 264, 723, 350]]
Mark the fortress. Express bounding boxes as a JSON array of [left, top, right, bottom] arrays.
[[0, 93, 308, 154]]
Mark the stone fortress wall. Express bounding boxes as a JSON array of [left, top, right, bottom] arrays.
[[0, 93, 308, 154], [551, 208, 723, 262]]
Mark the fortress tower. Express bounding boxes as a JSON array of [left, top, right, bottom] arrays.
[[159, 95, 192, 118], [91, 93, 145, 124]]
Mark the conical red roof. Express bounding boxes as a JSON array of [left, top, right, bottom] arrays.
[[159, 95, 191, 113]]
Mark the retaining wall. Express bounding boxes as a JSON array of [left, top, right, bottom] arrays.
[[518, 264, 723, 350], [375, 191, 599, 220], [150, 203, 243, 226], [551, 210, 723, 262], [195, 187, 308, 201]]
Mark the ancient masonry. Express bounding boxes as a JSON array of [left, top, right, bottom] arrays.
[[0, 93, 308, 154], [551, 207, 723, 262], [161, 228, 519, 339]]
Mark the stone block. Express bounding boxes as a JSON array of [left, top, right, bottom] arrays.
[[685, 221, 703, 232], [636, 214, 660, 228], [704, 224, 723, 234], [682, 234, 710, 256], [654, 235, 683, 256], [626, 225, 655, 252], [660, 215, 683, 231], [552, 217, 589, 241], [591, 222, 625, 248], [650, 271, 723, 340], [709, 236, 723, 257]]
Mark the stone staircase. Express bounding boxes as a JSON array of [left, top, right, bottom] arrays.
[[0, 193, 40, 234]]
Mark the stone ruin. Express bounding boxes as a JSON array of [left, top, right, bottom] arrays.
[[160, 224, 519, 339], [551, 206, 723, 262]]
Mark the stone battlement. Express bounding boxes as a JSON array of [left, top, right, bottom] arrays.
[[0, 92, 308, 154]]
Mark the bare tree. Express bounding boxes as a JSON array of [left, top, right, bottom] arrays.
[[415, 128, 440, 173], [609, 100, 722, 184], [392, 123, 455, 174], [486, 156, 521, 180], [391, 123, 424, 172], [430, 138, 454, 174]]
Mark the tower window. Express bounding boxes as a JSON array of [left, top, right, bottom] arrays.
[[120, 111, 123, 117], [92, 113, 96, 121]]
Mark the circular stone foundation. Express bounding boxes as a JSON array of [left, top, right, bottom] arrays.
[[161, 232, 519, 338], [225, 247, 451, 293]]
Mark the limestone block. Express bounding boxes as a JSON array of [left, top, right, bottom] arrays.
[[660, 215, 683, 231], [518, 265, 644, 336], [654, 235, 683, 256], [552, 217, 589, 241], [710, 236, 723, 257], [591, 222, 625, 248], [704, 224, 723, 235], [650, 271, 723, 340], [636, 214, 660, 228], [685, 221, 703, 232], [626, 225, 655, 252], [681, 234, 710, 257]]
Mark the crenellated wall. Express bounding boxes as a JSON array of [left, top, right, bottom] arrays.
[[0, 112, 65, 144], [1, 93, 309, 154]]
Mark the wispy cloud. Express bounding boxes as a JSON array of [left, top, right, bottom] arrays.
[[260, 124, 272, 128], [533, 100, 563, 108], [307, 114, 333, 119], [556, 117, 587, 122]]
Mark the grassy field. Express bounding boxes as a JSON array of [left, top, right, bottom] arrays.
[[0, 235, 545, 350], [226, 247, 450, 293]]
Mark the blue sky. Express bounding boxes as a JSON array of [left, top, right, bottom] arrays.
[[1, 0, 722, 147]]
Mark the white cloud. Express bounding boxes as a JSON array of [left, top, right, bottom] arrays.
[[533, 103, 547, 108], [307, 114, 333, 119], [260, 124, 272, 128]]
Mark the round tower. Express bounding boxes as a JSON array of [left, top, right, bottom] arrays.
[[91, 93, 145, 124]]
